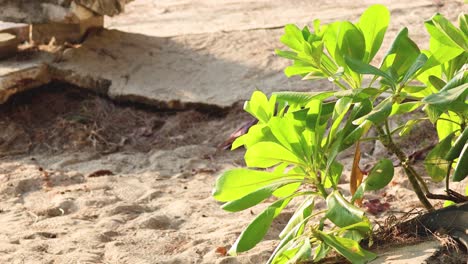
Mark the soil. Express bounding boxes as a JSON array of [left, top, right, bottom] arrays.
[[0, 84, 466, 263]]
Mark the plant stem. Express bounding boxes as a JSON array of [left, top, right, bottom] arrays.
[[317, 182, 328, 198], [375, 125, 434, 211]]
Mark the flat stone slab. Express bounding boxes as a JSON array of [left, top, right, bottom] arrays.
[[0, 1, 466, 109], [106, 0, 449, 37], [0, 28, 321, 109], [0, 33, 19, 59], [53, 29, 319, 108], [370, 240, 443, 264]]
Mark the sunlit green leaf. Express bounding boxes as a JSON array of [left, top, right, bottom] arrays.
[[280, 24, 305, 52], [222, 184, 286, 212], [273, 91, 335, 107], [357, 4, 390, 63], [423, 15, 465, 70], [380, 28, 420, 80], [213, 168, 304, 202], [324, 160, 344, 188], [428, 13, 468, 51], [245, 141, 306, 168], [229, 197, 293, 254], [390, 102, 421, 116], [435, 112, 461, 140], [244, 91, 274, 123]]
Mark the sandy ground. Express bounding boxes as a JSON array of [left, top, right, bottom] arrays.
[[0, 1, 467, 264]]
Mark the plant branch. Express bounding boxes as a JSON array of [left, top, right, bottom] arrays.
[[375, 125, 434, 211]]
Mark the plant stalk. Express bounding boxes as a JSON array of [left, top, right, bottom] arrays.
[[375, 125, 434, 211]]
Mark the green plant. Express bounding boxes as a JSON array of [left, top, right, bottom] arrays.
[[213, 5, 467, 263]]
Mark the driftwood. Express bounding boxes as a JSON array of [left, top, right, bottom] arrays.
[[400, 202, 468, 248], [372, 202, 468, 250]]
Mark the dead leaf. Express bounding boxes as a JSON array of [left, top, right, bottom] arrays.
[[350, 143, 364, 206], [363, 199, 390, 215], [215, 246, 227, 256], [88, 169, 114, 178]]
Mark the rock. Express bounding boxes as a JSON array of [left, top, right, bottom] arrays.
[[0, 22, 29, 42], [76, 0, 134, 17], [0, 33, 19, 59], [31, 16, 104, 44], [0, 0, 133, 24]]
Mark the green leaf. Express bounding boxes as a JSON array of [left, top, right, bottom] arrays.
[[446, 127, 468, 160], [352, 159, 394, 201], [267, 213, 312, 264], [221, 184, 285, 212], [353, 98, 393, 125], [229, 197, 292, 254], [435, 112, 461, 140], [357, 4, 390, 63], [284, 62, 320, 77], [367, 159, 394, 189], [428, 75, 447, 90], [425, 133, 455, 182], [325, 190, 365, 228], [424, 16, 465, 70], [327, 98, 352, 147], [337, 221, 372, 235], [244, 91, 274, 123], [345, 56, 395, 85], [334, 88, 380, 101], [337, 22, 366, 62], [280, 24, 305, 52], [270, 236, 312, 264], [453, 143, 468, 181], [232, 124, 275, 150], [402, 53, 428, 84], [324, 21, 366, 64], [366, 159, 395, 190], [459, 13, 468, 36], [279, 197, 314, 239], [324, 161, 344, 188], [428, 13, 468, 51], [275, 49, 301, 61], [273, 91, 335, 107], [390, 102, 421, 116], [380, 28, 420, 80], [423, 83, 468, 106], [399, 119, 421, 136], [213, 168, 304, 202], [342, 121, 372, 150], [314, 230, 377, 264], [313, 242, 331, 262]]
